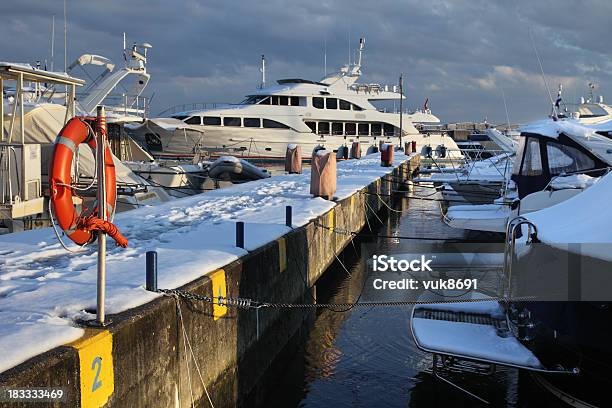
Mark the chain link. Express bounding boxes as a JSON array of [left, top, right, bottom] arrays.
[[157, 288, 530, 311]]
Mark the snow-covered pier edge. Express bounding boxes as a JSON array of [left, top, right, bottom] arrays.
[[0, 154, 420, 407]]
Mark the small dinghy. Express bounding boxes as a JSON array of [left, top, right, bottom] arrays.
[[208, 156, 271, 182]]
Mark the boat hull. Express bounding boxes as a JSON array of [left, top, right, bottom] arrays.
[[130, 126, 460, 162]]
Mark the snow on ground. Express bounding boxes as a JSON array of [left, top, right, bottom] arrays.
[[0, 152, 412, 373]]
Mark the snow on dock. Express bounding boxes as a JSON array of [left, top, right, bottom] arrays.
[[0, 152, 414, 373]]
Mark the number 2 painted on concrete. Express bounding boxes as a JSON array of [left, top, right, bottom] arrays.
[[91, 356, 103, 392]]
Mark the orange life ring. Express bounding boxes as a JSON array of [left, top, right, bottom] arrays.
[[49, 117, 127, 247]]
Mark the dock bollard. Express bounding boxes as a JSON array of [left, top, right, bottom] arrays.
[[286, 205, 292, 227], [381, 143, 394, 167], [146, 251, 157, 292], [350, 141, 361, 159], [310, 150, 337, 200], [236, 221, 245, 249], [336, 145, 349, 160], [285, 144, 302, 174]]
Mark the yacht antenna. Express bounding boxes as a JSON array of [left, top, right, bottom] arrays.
[[528, 27, 557, 118], [588, 82, 595, 103], [552, 83, 564, 116], [324, 37, 327, 76], [260, 54, 266, 89], [500, 86, 511, 131], [399, 73, 403, 146], [63, 0, 67, 72], [348, 31, 351, 66], [357, 38, 365, 67], [123, 32, 127, 61], [50, 15, 55, 71]]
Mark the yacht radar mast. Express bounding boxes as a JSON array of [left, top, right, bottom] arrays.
[[320, 37, 365, 88], [260, 54, 266, 89]]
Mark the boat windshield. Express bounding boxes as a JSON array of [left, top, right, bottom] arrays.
[[241, 95, 269, 105]]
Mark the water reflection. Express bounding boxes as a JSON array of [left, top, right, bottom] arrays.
[[259, 193, 543, 407]]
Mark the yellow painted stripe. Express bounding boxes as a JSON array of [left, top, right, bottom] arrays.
[[210, 269, 227, 320], [278, 238, 287, 273], [68, 329, 114, 408]]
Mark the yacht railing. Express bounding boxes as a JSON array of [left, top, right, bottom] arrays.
[[78, 93, 151, 118], [349, 83, 401, 94]]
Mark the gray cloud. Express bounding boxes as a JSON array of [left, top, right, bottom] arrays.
[[1, 0, 610, 123]]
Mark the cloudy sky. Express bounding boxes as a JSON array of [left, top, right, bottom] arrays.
[[2, 0, 611, 124]]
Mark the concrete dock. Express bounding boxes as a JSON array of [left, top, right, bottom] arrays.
[[0, 154, 419, 407]]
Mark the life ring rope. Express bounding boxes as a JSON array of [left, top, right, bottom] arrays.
[[49, 116, 128, 248]]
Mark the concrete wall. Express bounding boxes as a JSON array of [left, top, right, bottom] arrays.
[[0, 155, 419, 408]]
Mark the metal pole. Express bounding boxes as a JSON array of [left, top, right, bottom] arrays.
[[70, 84, 76, 118], [146, 251, 158, 292], [96, 105, 107, 325], [71, 84, 79, 184], [285, 205, 292, 228], [236, 221, 244, 249], [8, 75, 18, 143], [399, 73, 403, 149], [0, 77, 3, 142], [19, 73, 24, 145]]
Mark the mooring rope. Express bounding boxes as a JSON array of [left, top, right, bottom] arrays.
[[175, 296, 216, 408]]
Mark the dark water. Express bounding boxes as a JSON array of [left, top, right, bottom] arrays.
[[258, 192, 572, 408]]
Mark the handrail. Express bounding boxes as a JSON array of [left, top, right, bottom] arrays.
[[503, 216, 538, 301]]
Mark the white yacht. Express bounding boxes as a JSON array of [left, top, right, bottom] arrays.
[[135, 39, 458, 161], [560, 83, 612, 125], [0, 42, 178, 233], [443, 118, 612, 232]]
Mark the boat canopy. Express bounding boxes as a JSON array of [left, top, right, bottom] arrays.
[[512, 119, 612, 198]]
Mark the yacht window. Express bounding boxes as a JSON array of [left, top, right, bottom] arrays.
[[279, 96, 289, 105], [345, 123, 356, 135], [318, 122, 330, 135], [203, 116, 221, 125], [339, 99, 351, 110], [358, 123, 369, 136], [259, 96, 272, 105], [326, 98, 338, 110], [520, 139, 543, 176], [352, 103, 363, 111], [371, 123, 382, 136], [223, 117, 241, 127], [546, 143, 595, 175], [305, 121, 317, 133], [313, 97, 324, 109], [173, 115, 188, 120], [243, 96, 265, 104], [263, 119, 289, 129], [383, 123, 395, 136], [332, 122, 343, 135], [244, 118, 261, 128], [185, 116, 202, 125], [512, 137, 526, 175], [290, 96, 300, 106], [272, 96, 280, 105]]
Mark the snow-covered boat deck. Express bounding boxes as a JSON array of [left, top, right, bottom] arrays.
[[0, 152, 417, 375]]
